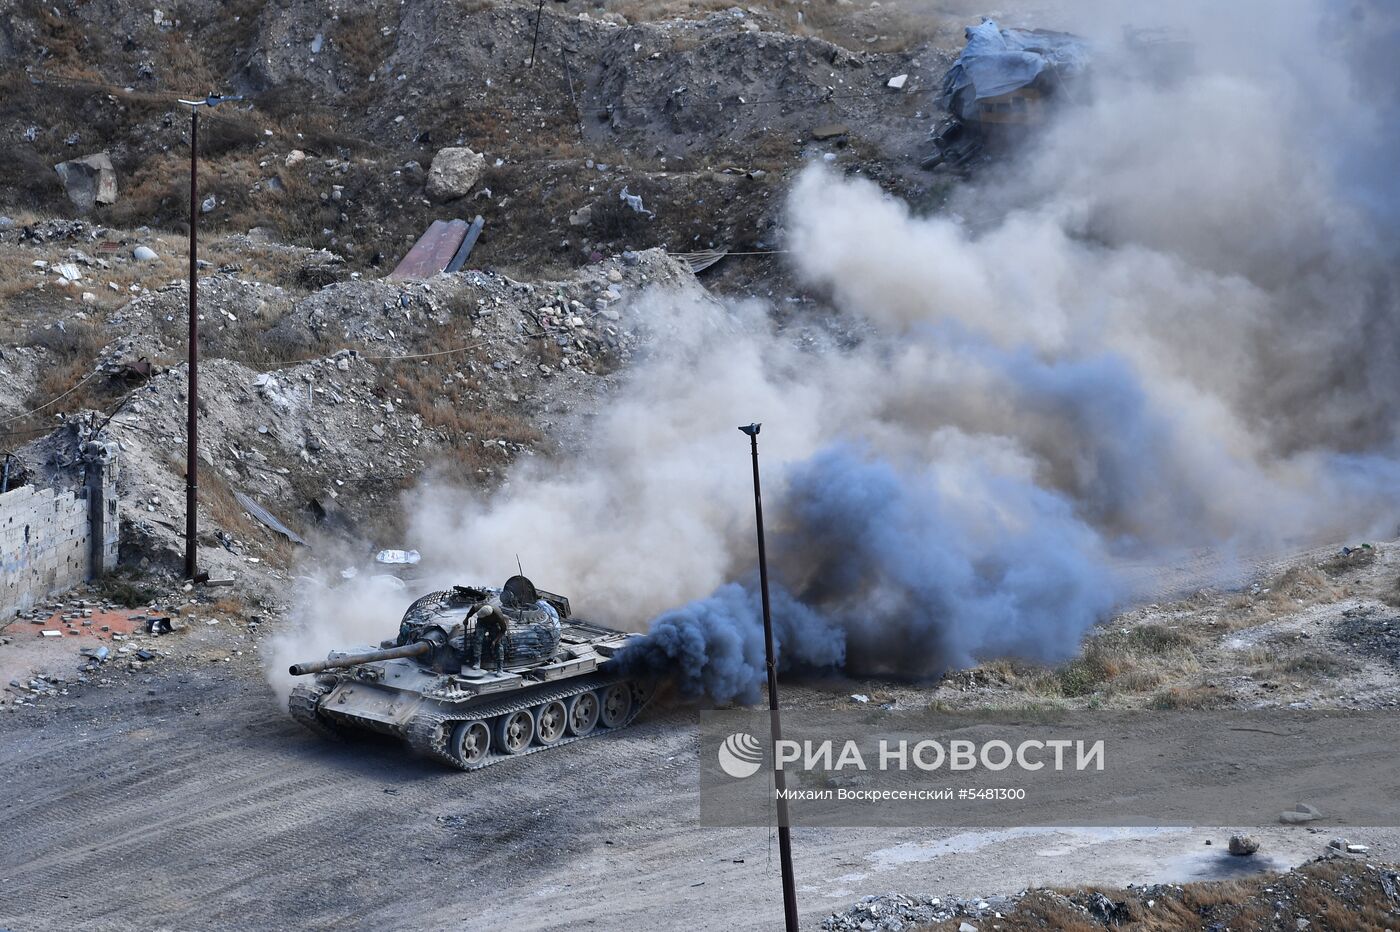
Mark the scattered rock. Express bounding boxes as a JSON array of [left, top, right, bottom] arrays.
[[887, 73, 908, 89], [133, 245, 159, 261], [426, 146, 486, 200], [54, 152, 118, 211]]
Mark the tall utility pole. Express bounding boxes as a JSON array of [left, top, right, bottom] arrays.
[[738, 423, 800, 932], [177, 93, 242, 580]]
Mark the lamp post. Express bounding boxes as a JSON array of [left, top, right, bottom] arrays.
[[738, 423, 800, 932], [177, 93, 242, 580]]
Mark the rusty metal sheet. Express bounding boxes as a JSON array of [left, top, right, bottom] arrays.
[[388, 219, 468, 281]]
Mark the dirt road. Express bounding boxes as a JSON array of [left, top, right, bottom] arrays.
[[4, 655, 1392, 931]]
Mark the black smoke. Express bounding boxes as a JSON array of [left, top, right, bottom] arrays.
[[620, 444, 1121, 702]]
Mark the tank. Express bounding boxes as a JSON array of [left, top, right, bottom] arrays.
[[287, 575, 651, 770]]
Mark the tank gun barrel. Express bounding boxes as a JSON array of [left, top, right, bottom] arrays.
[[289, 640, 433, 676]]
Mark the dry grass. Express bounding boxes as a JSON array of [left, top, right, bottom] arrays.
[[1215, 566, 1345, 632], [1249, 643, 1356, 681], [1038, 625, 1200, 700], [1318, 543, 1378, 577], [3, 317, 120, 433], [334, 11, 398, 91], [375, 349, 543, 479], [1146, 684, 1227, 710], [206, 594, 248, 618]]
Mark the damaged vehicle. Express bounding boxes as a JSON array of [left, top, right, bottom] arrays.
[[922, 19, 1091, 170], [288, 576, 651, 770]]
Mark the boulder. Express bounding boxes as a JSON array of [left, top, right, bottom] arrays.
[[54, 153, 118, 212], [426, 147, 485, 201], [1228, 834, 1260, 856]]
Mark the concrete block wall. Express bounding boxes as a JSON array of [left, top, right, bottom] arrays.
[[1, 442, 120, 618]]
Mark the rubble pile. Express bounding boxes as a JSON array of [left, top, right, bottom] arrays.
[[822, 892, 1013, 931], [826, 857, 1400, 930], [0, 573, 278, 710], [16, 248, 704, 570]]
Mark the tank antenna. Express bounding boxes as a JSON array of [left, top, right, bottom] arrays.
[[516, 553, 524, 576]]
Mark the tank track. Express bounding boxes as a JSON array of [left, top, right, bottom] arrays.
[[288, 680, 345, 741], [400, 673, 649, 771]]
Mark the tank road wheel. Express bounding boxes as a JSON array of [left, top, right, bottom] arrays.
[[567, 692, 600, 737], [451, 720, 491, 767], [535, 700, 567, 746], [599, 683, 632, 729], [495, 709, 535, 755]]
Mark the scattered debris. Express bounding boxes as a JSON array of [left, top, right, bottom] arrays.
[[233, 491, 307, 545], [670, 248, 729, 274], [619, 186, 654, 218], [375, 549, 421, 565]]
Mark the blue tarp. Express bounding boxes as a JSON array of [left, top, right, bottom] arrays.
[[940, 19, 1091, 120]]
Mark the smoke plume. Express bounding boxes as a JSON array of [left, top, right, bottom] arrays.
[[276, 1, 1400, 704]]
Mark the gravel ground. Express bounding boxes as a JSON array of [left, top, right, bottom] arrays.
[[4, 651, 1398, 932]]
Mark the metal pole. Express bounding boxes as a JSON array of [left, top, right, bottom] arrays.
[[739, 422, 800, 932], [185, 105, 199, 580], [528, 0, 545, 68]]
